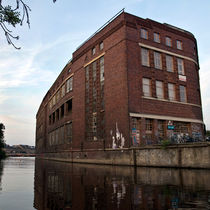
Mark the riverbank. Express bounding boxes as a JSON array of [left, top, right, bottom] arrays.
[[37, 142, 210, 169]]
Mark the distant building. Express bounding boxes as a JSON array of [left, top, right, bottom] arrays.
[[36, 11, 204, 156]]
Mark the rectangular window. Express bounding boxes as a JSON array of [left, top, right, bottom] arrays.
[[56, 109, 59, 121], [99, 42, 104, 50], [179, 85, 187, 102], [143, 78, 151, 97], [53, 96, 56, 106], [92, 47, 96, 55], [93, 61, 97, 81], [165, 37, 172, 47], [177, 58, 184, 75], [166, 55, 174, 72], [61, 104, 64, 118], [92, 113, 97, 141], [145, 119, 153, 141], [158, 120, 165, 139], [100, 56, 104, 82], [61, 85, 65, 97], [154, 32, 160, 43], [154, 52, 162, 69], [168, 83, 176, 101], [141, 48, 150, 67], [140, 28, 148, 39], [156, 81, 164, 99], [67, 99, 72, 113], [176, 40, 182, 50], [66, 77, 73, 93]]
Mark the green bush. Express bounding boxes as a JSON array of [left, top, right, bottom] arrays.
[[161, 139, 171, 149]]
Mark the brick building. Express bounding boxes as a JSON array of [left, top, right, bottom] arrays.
[[36, 11, 204, 155]]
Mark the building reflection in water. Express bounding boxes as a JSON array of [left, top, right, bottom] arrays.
[[34, 158, 210, 210]]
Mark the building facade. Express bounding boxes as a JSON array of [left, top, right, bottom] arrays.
[[36, 11, 204, 155]]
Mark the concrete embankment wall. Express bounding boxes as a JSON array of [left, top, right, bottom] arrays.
[[38, 143, 210, 169]]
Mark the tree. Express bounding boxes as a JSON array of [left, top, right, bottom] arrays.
[[0, 123, 6, 159], [0, 0, 56, 49]]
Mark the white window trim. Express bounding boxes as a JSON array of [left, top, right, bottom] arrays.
[[138, 43, 198, 65]]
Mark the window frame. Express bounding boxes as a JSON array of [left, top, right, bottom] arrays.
[[153, 32, 160, 43], [176, 40, 183, 50], [142, 78, 151, 97], [166, 55, 174, 72], [140, 28, 148, 39], [177, 58, 185, 75], [141, 48, 150, 67], [156, 80, 164, 99], [179, 85, 187, 102], [165, 36, 172, 47], [154, 51, 162, 69], [168, 83, 176, 101]]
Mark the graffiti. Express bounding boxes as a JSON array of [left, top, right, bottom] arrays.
[[110, 123, 125, 149], [132, 128, 140, 145]]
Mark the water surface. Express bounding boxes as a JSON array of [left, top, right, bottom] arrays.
[[1, 157, 210, 209]]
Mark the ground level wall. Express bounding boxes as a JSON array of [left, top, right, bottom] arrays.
[[37, 142, 210, 169]]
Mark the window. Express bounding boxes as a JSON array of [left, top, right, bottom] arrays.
[[166, 55, 174, 72], [140, 28, 148, 39], [100, 56, 104, 82], [177, 58, 184, 75], [99, 42, 104, 50], [158, 120, 165, 139], [56, 90, 60, 103], [168, 83, 176, 101], [92, 113, 97, 141], [156, 81, 164, 99], [53, 95, 56, 106], [141, 48, 150, 67], [56, 109, 59, 121], [176, 40, 182, 50], [142, 78, 151, 97], [154, 52, 162, 69], [66, 77, 73, 93], [67, 99, 72, 113], [61, 85, 65, 97], [61, 104, 64, 118], [165, 37, 172, 47], [179, 85, 187, 102], [145, 119, 153, 141], [154, 32, 160, 43], [92, 47, 96, 55]]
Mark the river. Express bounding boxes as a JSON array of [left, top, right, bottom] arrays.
[[0, 157, 210, 209]]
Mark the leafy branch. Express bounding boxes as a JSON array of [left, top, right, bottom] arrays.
[[0, 0, 57, 49]]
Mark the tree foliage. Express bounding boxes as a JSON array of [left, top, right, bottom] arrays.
[[0, 123, 6, 159], [0, 0, 56, 49]]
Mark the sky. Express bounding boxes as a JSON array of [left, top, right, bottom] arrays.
[[0, 0, 210, 146]]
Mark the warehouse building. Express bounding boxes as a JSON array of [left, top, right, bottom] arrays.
[[36, 11, 204, 155]]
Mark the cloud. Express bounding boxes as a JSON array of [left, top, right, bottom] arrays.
[[200, 56, 210, 129]]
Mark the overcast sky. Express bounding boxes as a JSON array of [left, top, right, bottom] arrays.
[[0, 0, 210, 146]]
